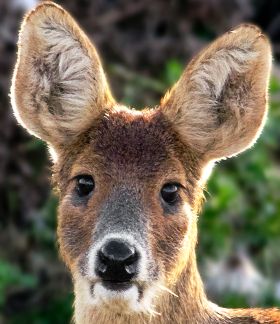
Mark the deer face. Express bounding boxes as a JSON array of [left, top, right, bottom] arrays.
[[11, 2, 271, 318], [56, 108, 203, 313]]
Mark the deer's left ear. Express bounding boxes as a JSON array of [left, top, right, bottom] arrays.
[[160, 24, 272, 161]]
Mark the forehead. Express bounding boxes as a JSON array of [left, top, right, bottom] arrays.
[[71, 108, 185, 177], [94, 110, 174, 167]]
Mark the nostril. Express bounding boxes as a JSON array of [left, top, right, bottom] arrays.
[[96, 240, 139, 283], [97, 262, 107, 274], [125, 263, 137, 275]]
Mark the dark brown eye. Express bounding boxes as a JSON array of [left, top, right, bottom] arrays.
[[161, 183, 179, 205], [76, 175, 94, 197]]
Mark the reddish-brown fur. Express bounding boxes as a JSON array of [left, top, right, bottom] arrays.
[[55, 109, 202, 273], [11, 2, 279, 323]]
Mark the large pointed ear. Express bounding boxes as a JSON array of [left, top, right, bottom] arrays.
[[160, 24, 272, 161], [11, 2, 114, 149]]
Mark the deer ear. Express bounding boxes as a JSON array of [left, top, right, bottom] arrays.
[[160, 24, 272, 160], [11, 2, 114, 149]]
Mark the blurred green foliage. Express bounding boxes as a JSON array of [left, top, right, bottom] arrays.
[[9, 293, 73, 324], [0, 261, 37, 308]]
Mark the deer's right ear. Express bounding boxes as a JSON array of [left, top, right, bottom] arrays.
[[11, 2, 114, 149], [160, 25, 272, 161]]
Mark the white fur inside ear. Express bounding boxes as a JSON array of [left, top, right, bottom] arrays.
[[191, 46, 257, 99], [182, 45, 257, 149], [170, 43, 260, 143], [180, 44, 258, 148], [33, 17, 96, 130]]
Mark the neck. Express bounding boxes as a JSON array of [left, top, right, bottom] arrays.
[[157, 250, 221, 324]]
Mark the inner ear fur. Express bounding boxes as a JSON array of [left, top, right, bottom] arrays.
[[160, 24, 272, 160], [11, 2, 114, 148]]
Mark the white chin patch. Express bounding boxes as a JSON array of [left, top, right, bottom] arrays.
[[91, 282, 141, 312], [74, 277, 161, 320]]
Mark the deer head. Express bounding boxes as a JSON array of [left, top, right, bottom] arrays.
[[11, 2, 272, 323]]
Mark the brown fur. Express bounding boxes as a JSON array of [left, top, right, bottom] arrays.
[[10, 2, 279, 323]]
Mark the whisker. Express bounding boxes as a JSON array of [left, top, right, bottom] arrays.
[[148, 307, 161, 320], [156, 284, 178, 298]]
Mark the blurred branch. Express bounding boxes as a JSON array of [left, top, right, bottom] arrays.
[[94, 2, 148, 27]]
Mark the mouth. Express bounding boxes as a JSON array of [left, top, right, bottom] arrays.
[[89, 279, 146, 303], [81, 278, 159, 315], [92, 280, 133, 292], [88, 280, 142, 312]]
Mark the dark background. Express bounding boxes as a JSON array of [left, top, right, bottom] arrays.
[[1, 0, 280, 323]]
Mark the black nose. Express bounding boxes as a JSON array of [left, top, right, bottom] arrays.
[[96, 240, 138, 282]]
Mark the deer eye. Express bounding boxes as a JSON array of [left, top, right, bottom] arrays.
[[161, 183, 179, 205], [75, 175, 94, 197]]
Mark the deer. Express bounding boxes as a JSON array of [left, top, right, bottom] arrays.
[[10, 2, 280, 323]]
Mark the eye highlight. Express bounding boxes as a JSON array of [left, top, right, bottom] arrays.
[[75, 175, 95, 198], [161, 183, 180, 205]]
